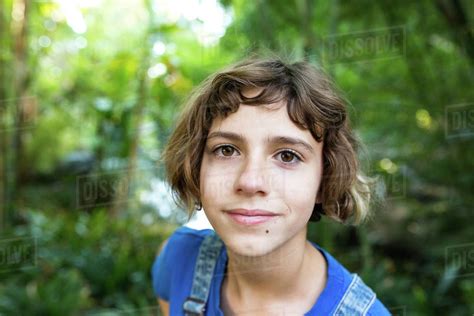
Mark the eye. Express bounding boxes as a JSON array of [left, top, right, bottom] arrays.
[[212, 145, 302, 164], [277, 150, 302, 164], [213, 145, 238, 157]]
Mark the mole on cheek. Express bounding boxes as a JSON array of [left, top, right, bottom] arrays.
[[266, 230, 269, 234]]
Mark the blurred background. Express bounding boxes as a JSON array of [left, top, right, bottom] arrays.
[[0, 0, 473, 315]]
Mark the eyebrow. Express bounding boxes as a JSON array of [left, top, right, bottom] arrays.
[[207, 131, 315, 154]]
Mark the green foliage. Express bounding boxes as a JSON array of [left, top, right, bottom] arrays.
[[0, 209, 176, 315], [1, 0, 473, 314]]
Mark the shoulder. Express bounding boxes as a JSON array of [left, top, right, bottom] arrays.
[[313, 244, 391, 315], [155, 226, 215, 266], [151, 226, 215, 300], [163, 226, 215, 255]]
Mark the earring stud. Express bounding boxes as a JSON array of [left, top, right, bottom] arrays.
[[195, 201, 202, 211]]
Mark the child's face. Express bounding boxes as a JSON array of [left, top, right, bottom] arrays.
[[199, 95, 324, 257]]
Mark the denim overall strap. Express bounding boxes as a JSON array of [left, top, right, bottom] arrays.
[[333, 273, 376, 315], [183, 233, 223, 316]]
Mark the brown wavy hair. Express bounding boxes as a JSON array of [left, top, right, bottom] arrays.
[[160, 56, 375, 225]]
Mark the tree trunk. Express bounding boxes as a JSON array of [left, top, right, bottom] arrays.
[[11, 0, 31, 219], [0, 0, 11, 231], [110, 0, 153, 217]]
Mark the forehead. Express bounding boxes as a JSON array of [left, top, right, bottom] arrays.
[[208, 102, 317, 145], [210, 101, 286, 127]]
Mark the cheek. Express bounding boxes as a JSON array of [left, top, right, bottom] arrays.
[[200, 160, 233, 205], [281, 171, 320, 215], [200, 160, 214, 199]]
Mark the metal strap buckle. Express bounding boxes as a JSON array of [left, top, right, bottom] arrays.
[[183, 296, 206, 316]]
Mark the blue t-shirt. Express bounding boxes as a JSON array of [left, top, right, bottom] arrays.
[[151, 226, 391, 315]]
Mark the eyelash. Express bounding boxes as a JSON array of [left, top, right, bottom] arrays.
[[212, 144, 303, 165]]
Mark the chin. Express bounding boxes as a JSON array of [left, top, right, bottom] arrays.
[[224, 235, 279, 258]]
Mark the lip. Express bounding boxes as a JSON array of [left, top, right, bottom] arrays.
[[225, 209, 279, 226], [226, 209, 278, 216]]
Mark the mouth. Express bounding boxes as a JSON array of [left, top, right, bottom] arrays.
[[225, 209, 280, 226]]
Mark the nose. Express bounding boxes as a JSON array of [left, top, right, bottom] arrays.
[[234, 153, 270, 197]]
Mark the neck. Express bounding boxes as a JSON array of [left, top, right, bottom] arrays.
[[221, 228, 326, 314]]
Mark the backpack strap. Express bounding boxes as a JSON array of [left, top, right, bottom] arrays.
[[333, 273, 377, 315], [183, 233, 223, 316]]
